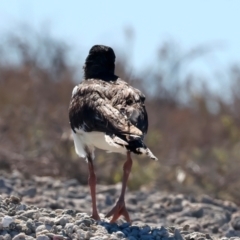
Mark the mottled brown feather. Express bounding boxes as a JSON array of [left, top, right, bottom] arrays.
[[69, 78, 148, 138]]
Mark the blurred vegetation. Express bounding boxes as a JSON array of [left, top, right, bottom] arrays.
[[1, 28, 240, 204]]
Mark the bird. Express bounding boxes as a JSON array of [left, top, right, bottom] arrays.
[[69, 45, 157, 223]]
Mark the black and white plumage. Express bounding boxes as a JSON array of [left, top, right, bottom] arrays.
[[69, 46, 157, 161], [69, 45, 157, 222]]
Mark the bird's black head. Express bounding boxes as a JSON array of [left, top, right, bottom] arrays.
[[83, 45, 118, 81]]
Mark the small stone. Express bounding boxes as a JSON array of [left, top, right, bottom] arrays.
[[10, 196, 21, 205], [15, 224, 22, 232], [122, 229, 129, 237], [16, 204, 26, 211], [44, 234, 54, 240], [141, 235, 153, 240], [157, 226, 169, 237], [22, 187, 37, 198], [105, 195, 113, 206], [56, 225, 63, 231], [81, 218, 93, 227], [182, 225, 190, 231], [225, 229, 240, 238], [25, 237, 35, 240], [54, 216, 69, 226], [163, 237, 175, 240], [205, 233, 212, 239], [127, 237, 136, 240], [2, 215, 14, 228], [0, 179, 12, 194], [76, 229, 89, 239], [40, 217, 54, 226], [64, 178, 79, 187], [231, 213, 240, 231], [3, 234, 12, 240], [116, 231, 125, 238], [120, 223, 130, 229], [185, 232, 210, 240], [49, 212, 56, 218], [65, 223, 74, 235], [152, 229, 159, 237], [51, 235, 65, 240], [142, 225, 151, 234], [90, 237, 105, 240], [26, 219, 35, 232], [36, 225, 51, 233], [17, 216, 28, 221], [62, 209, 75, 216], [174, 229, 184, 240], [110, 235, 118, 240], [12, 233, 26, 240], [20, 210, 38, 219], [36, 235, 50, 240], [130, 229, 139, 238], [9, 222, 17, 230]]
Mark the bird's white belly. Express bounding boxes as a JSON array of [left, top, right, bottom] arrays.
[[72, 129, 126, 159]]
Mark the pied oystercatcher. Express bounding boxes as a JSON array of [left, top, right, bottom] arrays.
[[69, 45, 157, 222]]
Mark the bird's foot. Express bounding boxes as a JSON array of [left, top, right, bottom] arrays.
[[90, 212, 101, 221], [105, 200, 131, 223]]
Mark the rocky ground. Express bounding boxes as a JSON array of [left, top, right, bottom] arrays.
[[1, 171, 240, 240]]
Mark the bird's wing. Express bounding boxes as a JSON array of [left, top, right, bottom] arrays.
[[69, 79, 147, 137]]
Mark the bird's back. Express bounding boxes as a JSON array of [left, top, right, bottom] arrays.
[[69, 78, 148, 137]]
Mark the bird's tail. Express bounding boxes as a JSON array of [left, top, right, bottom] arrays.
[[136, 146, 158, 161], [106, 133, 158, 160]]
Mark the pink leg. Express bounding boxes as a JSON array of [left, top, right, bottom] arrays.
[[105, 151, 132, 223], [87, 156, 100, 221]]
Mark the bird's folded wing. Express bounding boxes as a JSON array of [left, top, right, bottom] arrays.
[[69, 90, 143, 136], [96, 100, 143, 136]]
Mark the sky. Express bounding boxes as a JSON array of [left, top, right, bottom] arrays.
[[0, 0, 240, 90]]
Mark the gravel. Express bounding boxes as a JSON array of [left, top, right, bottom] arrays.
[[0, 170, 240, 240]]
